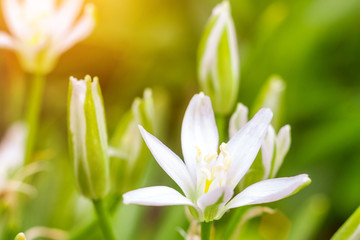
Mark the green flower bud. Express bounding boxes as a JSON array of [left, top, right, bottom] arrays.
[[252, 75, 285, 129], [109, 89, 155, 193], [14, 233, 26, 240], [68, 75, 109, 199], [271, 124, 291, 178], [228, 103, 248, 138], [198, 1, 239, 115]]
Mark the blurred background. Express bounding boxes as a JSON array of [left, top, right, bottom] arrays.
[[0, 0, 360, 239]]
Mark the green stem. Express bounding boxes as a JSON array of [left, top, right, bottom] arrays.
[[224, 206, 248, 239], [24, 74, 46, 165], [201, 221, 212, 240], [69, 196, 121, 240], [215, 114, 227, 143], [92, 199, 117, 240]]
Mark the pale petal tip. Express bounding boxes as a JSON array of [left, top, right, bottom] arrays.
[[197, 92, 206, 98], [301, 174, 312, 185], [85, 3, 97, 22], [213, 1, 231, 16], [69, 76, 78, 82], [122, 193, 131, 205], [138, 124, 145, 132], [293, 174, 311, 194], [282, 124, 291, 132], [257, 108, 273, 121]]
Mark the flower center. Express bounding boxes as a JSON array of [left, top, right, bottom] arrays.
[[196, 143, 232, 193]]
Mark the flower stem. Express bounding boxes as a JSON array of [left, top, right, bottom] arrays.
[[92, 199, 117, 240], [24, 74, 45, 165], [68, 196, 120, 240], [215, 114, 227, 143], [201, 221, 212, 240], [224, 206, 248, 239]]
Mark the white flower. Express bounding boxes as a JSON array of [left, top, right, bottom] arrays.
[[0, 0, 96, 74], [0, 122, 26, 189], [0, 122, 39, 197], [123, 93, 310, 222]]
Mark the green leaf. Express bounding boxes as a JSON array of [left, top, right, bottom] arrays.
[[331, 206, 360, 240]]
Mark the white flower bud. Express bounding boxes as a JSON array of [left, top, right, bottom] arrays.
[[198, 1, 239, 115], [68, 75, 109, 199]]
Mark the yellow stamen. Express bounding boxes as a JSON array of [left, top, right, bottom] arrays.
[[205, 179, 213, 193], [224, 157, 232, 170], [220, 143, 230, 155], [204, 152, 217, 162], [195, 146, 202, 163]]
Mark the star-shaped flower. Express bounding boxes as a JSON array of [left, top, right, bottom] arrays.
[[0, 0, 95, 74], [123, 93, 310, 222]]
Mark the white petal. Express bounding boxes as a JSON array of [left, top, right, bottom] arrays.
[[2, 0, 26, 39], [0, 32, 15, 49], [0, 122, 27, 170], [24, 0, 55, 19], [224, 108, 273, 189], [52, 0, 84, 39], [271, 125, 291, 178], [139, 126, 194, 197], [54, 3, 95, 55], [224, 174, 311, 210], [123, 186, 195, 207], [229, 103, 248, 139], [181, 93, 219, 180], [261, 125, 275, 179], [197, 186, 233, 211]]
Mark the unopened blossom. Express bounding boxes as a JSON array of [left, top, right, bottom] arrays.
[[0, 0, 96, 74], [123, 93, 310, 222], [109, 88, 155, 193], [252, 75, 286, 129], [68, 75, 109, 199], [14, 232, 26, 240], [229, 103, 291, 179], [198, 1, 239, 115]]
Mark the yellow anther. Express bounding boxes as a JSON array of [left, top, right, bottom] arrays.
[[195, 146, 202, 162], [220, 143, 230, 156], [224, 157, 232, 170], [204, 152, 218, 162]]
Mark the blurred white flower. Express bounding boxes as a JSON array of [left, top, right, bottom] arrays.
[[0, 122, 39, 197], [0, 0, 96, 74], [0, 122, 26, 188], [123, 93, 310, 222]]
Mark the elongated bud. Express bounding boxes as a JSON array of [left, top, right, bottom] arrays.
[[68, 75, 109, 199], [271, 124, 291, 178], [109, 89, 155, 193], [229, 103, 248, 139], [198, 1, 239, 115], [230, 103, 290, 184], [252, 75, 285, 128], [261, 125, 276, 179], [15, 233, 26, 240]]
